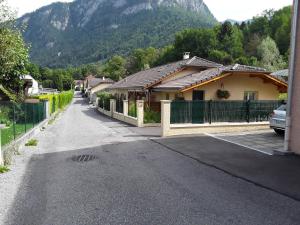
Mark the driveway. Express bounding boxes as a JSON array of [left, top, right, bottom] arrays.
[[207, 130, 284, 155], [1, 93, 300, 225]]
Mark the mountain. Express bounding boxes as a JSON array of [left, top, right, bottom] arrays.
[[17, 0, 217, 68]]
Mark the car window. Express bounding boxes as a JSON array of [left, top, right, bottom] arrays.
[[277, 105, 286, 111]]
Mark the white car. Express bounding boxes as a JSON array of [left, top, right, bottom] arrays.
[[270, 104, 286, 135]]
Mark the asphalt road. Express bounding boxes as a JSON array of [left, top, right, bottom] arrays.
[[1, 93, 300, 225]]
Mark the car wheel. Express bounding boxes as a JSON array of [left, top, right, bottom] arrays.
[[274, 129, 285, 135]]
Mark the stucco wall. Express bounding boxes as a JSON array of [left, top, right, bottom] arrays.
[[91, 83, 112, 95], [153, 73, 280, 101]]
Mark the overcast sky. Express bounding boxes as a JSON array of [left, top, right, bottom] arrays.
[[8, 0, 293, 21]]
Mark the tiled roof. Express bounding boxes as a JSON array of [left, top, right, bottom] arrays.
[[155, 68, 224, 90], [226, 64, 268, 72], [89, 78, 114, 88], [108, 57, 223, 90], [271, 69, 289, 77], [154, 64, 287, 91]]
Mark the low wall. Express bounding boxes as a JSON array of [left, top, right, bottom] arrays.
[[98, 107, 111, 117], [113, 112, 138, 126], [165, 122, 269, 137]]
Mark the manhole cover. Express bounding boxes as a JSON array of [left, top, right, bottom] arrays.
[[72, 155, 97, 162]]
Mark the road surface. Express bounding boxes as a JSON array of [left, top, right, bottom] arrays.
[[1, 93, 300, 225]]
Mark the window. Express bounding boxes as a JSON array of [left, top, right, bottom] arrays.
[[244, 91, 258, 101]]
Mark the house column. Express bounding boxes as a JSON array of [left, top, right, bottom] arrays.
[[285, 0, 300, 154], [0, 124, 5, 165], [123, 100, 128, 116], [110, 99, 116, 117], [161, 100, 171, 137], [136, 100, 144, 127]]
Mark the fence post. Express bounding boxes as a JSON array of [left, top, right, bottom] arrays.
[[161, 100, 171, 137], [123, 100, 128, 116], [0, 124, 5, 165], [110, 99, 116, 117], [136, 100, 144, 127], [13, 103, 16, 140], [246, 100, 250, 123], [209, 100, 212, 124], [24, 103, 27, 133]]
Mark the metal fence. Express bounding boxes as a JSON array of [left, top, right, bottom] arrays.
[[98, 99, 110, 111], [115, 99, 124, 114], [171, 100, 283, 124], [0, 101, 46, 146]]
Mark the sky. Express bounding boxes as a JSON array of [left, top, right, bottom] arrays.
[[8, 0, 293, 21]]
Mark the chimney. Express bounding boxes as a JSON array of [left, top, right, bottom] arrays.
[[183, 52, 190, 60]]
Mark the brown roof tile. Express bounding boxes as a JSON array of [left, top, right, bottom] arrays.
[[109, 57, 223, 90]]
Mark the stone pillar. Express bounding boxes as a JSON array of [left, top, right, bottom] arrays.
[[110, 99, 116, 117], [44, 100, 50, 119], [136, 100, 144, 127], [95, 98, 99, 108], [0, 124, 5, 165], [161, 100, 171, 137], [285, 0, 300, 154], [123, 100, 128, 116]]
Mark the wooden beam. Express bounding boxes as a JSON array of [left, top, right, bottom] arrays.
[[180, 73, 232, 93]]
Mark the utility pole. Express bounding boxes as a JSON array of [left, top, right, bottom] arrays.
[[284, 0, 300, 154]]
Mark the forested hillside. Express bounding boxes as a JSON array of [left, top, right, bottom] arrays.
[[17, 0, 217, 67], [25, 6, 291, 91]]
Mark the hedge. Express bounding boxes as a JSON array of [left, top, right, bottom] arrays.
[[36, 91, 74, 114]]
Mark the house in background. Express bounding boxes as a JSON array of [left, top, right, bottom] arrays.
[[88, 77, 114, 104], [22, 75, 39, 96], [74, 80, 84, 91], [108, 55, 287, 112]]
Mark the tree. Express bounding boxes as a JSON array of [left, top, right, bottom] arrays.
[[216, 23, 244, 59], [103, 56, 127, 81], [0, 28, 29, 93], [257, 36, 286, 71], [127, 47, 159, 74], [0, 0, 28, 98], [174, 28, 217, 59]]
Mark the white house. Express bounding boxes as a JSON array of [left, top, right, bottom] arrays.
[[22, 75, 39, 96]]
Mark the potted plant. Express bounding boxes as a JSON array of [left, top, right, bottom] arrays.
[[217, 89, 230, 99]]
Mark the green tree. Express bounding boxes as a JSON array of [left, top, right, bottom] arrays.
[[257, 36, 286, 71], [174, 28, 217, 58], [0, 28, 29, 93], [103, 56, 127, 81]]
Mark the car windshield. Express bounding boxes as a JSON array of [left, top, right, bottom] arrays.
[[277, 105, 287, 111]]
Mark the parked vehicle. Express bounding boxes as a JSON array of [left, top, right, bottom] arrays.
[[270, 104, 286, 135]]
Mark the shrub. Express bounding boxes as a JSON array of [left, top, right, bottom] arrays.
[[97, 92, 115, 110], [128, 102, 137, 118], [0, 165, 9, 173], [35, 91, 74, 114], [0, 106, 12, 127], [144, 108, 161, 123], [25, 139, 38, 146]]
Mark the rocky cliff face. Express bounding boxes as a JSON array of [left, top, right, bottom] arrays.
[[17, 0, 217, 67]]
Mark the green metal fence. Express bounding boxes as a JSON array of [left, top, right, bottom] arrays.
[[116, 99, 124, 114], [0, 101, 46, 146], [171, 100, 283, 124], [98, 99, 110, 111]]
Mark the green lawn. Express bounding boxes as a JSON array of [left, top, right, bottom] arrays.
[[1, 123, 34, 147]]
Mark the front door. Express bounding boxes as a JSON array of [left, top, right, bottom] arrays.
[[192, 91, 205, 123], [193, 90, 205, 100]]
